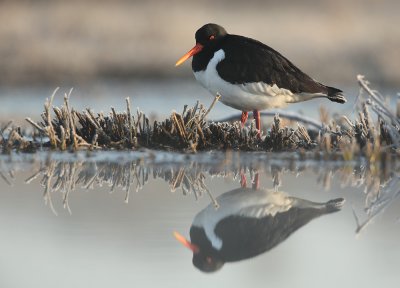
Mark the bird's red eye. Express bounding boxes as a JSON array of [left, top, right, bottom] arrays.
[[209, 35, 215, 40]]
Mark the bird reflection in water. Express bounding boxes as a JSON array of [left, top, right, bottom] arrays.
[[175, 173, 345, 272]]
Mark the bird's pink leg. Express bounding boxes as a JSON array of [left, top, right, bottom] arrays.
[[253, 110, 261, 138], [240, 171, 247, 188], [240, 111, 248, 128], [252, 172, 260, 190]]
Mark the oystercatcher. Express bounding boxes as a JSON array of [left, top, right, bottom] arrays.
[[174, 187, 344, 272], [175, 23, 346, 136]]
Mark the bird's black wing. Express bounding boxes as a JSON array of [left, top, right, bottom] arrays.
[[215, 206, 332, 262], [217, 35, 327, 94]]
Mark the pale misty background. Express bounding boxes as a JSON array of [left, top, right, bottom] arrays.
[[0, 0, 399, 87]]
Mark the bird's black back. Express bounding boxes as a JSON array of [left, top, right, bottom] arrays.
[[203, 34, 331, 94]]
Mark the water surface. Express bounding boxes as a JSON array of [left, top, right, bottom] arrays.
[[0, 151, 398, 288]]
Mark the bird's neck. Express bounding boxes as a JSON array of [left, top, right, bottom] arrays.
[[192, 40, 226, 72]]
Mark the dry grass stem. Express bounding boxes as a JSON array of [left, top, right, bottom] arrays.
[[0, 77, 396, 159]]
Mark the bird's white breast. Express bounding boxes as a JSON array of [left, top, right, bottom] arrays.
[[194, 49, 322, 111]]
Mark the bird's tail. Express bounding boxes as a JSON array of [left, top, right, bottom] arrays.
[[327, 86, 347, 104], [325, 198, 345, 213]]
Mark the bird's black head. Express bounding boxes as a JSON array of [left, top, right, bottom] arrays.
[[190, 225, 225, 273], [194, 23, 227, 46], [192, 252, 224, 273], [174, 229, 225, 273], [175, 23, 228, 67]]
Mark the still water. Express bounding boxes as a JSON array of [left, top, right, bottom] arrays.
[[0, 151, 399, 288]]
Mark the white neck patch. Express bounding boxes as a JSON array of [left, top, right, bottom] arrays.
[[194, 49, 225, 90]]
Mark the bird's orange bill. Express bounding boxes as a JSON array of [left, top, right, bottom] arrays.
[[173, 231, 200, 254], [175, 43, 204, 66]]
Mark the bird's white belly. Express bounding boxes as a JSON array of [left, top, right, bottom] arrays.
[[194, 49, 319, 111]]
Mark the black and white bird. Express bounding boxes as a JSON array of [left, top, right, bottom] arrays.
[[175, 23, 346, 136], [174, 187, 344, 272]]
